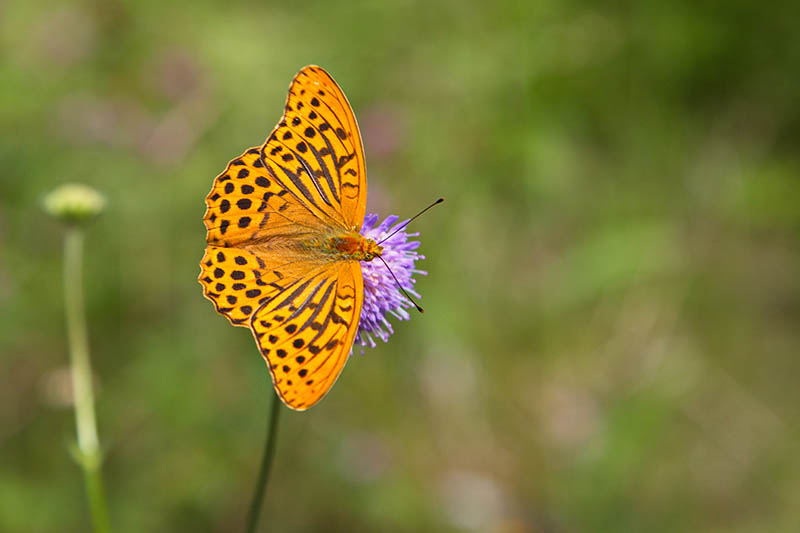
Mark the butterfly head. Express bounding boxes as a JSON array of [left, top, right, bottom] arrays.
[[360, 237, 384, 261], [354, 235, 383, 262]]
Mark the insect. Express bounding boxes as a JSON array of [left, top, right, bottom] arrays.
[[199, 65, 387, 410]]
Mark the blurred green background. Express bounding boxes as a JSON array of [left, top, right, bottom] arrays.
[[2, 0, 800, 531]]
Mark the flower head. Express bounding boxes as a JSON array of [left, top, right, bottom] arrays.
[[356, 213, 426, 350], [44, 183, 106, 225]]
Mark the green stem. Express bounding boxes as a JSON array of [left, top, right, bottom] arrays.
[[64, 227, 110, 533], [245, 391, 282, 533]]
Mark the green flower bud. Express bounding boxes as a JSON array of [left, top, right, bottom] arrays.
[[44, 184, 106, 224]]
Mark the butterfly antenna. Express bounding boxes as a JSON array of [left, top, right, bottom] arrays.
[[377, 197, 444, 245], [377, 255, 425, 313]]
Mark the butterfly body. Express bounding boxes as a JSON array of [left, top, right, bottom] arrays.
[[200, 66, 374, 410], [304, 232, 383, 262]]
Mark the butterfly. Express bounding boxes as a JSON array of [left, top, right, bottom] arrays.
[[199, 65, 382, 411]]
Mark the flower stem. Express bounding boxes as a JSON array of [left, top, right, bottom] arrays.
[[64, 227, 110, 533], [245, 390, 282, 533]]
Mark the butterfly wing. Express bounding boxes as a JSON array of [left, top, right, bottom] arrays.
[[250, 260, 363, 410], [260, 65, 367, 231]]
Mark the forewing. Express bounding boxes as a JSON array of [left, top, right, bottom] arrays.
[[250, 260, 363, 410], [260, 65, 367, 230]]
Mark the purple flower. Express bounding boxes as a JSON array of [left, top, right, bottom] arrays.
[[355, 213, 426, 350]]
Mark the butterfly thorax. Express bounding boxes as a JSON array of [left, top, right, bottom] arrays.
[[304, 231, 383, 262]]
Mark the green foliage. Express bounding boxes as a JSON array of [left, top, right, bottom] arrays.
[[2, 0, 800, 531]]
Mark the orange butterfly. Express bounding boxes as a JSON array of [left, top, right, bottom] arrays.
[[199, 66, 383, 411]]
